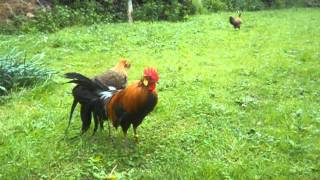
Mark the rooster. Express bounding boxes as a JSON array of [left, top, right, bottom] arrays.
[[65, 67, 159, 141], [229, 12, 242, 29], [66, 59, 130, 135]]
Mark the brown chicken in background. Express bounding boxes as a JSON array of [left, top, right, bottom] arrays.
[[65, 67, 159, 142], [93, 59, 130, 89], [229, 12, 242, 29], [65, 59, 131, 135]]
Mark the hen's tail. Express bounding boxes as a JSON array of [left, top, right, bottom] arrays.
[[65, 72, 107, 91], [65, 72, 117, 101], [65, 73, 106, 134], [65, 72, 118, 132], [229, 16, 235, 25]]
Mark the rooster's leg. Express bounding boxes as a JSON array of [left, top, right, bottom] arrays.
[[99, 118, 104, 131], [108, 120, 111, 137], [123, 132, 129, 147], [80, 105, 91, 134], [133, 126, 139, 142], [92, 111, 99, 135], [107, 120, 114, 142]]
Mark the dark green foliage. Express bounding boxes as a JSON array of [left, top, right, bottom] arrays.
[[0, 51, 55, 96], [135, 0, 196, 21], [203, 0, 228, 12], [15, 5, 112, 33], [304, 0, 320, 6], [58, 0, 196, 22], [0, 0, 319, 33], [135, 1, 165, 21], [202, 0, 308, 11]]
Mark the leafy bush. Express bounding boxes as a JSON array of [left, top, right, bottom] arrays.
[[164, 0, 197, 21], [203, 0, 228, 12], [1, 3, 113, 33], [0, 51, 55, 96], [304, 0, 320, 7], [31, 5, 106, 32], [135, 2, 165, 21], [135, 0, 197, 21], [202, 0, 312, 11], [263, 0, 306, 7], [218, 0, 265, 10]]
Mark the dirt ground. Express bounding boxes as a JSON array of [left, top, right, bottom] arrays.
[[0, 0, 50, 22]]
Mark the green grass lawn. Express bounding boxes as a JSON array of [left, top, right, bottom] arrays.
[[0, 8, 320, 179]]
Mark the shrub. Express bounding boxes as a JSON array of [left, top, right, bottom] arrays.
[[261, 0, 307, 8], [0, 50, 55, 96], [135, 0, 197, 21], [203, 0, 228, 12], [135, 2, 163, 21], [26, 4, 111, 33], [0, 3, 113, 33], [221, 0, 265, 10], [192, 0, 207, 14], [302, 0, 320, 7]]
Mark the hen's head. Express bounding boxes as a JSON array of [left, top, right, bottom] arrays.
[[142, 67, 159, 91], [119, 59, 131, 69]]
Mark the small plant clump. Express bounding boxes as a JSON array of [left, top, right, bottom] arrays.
[[0, 50, 55, 96]]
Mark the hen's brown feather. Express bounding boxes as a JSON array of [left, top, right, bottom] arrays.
[[94, 59, 130, 89]]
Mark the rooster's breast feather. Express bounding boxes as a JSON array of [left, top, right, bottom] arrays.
[[107, 82, 158, 127]]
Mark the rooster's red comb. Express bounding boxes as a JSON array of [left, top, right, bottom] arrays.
[[144, 67, 159, 82]]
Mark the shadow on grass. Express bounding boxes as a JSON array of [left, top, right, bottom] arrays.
[[61, 128, 140, 155]]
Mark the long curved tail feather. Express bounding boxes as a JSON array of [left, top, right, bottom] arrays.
[[65, 98, 78, 134], [65, 72, 108, 91], [65, 72, 119, 133]]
